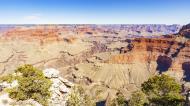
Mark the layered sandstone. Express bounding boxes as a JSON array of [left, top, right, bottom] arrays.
[[0, 24, 189, 102]]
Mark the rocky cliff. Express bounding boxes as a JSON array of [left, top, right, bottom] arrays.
[[0, 24, 189, 102]]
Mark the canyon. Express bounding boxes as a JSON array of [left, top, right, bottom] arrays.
[[0, 24, 189, 102]]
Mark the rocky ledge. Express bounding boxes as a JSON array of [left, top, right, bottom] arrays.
[[0, 68, 73, 106]]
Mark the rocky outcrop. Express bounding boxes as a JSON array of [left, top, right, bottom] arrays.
[[179, 23, 190, 38], [0, 68, 73, 106], [43, 68, 73, 106]]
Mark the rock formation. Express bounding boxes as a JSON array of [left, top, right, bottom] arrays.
[[43, 68, 73, 106], [179, 23, 190, 38], [0, 24, 189, 102]]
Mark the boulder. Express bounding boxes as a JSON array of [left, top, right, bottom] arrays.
[[43, 68, 59, 78]]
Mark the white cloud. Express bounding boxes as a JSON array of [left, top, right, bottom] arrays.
[[24, 14, 41, 20]]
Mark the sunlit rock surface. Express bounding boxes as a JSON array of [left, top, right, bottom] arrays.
[[1, 24, 190, 102]]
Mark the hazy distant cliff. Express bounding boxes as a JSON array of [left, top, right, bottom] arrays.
[[0, 24, 181, 36]]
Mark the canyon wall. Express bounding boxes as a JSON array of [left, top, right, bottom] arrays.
[[0, 24, 189, 101]]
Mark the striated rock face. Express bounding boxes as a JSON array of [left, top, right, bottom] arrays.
[[0, 24, 189, 101], [179, 23, 190, 38], [125, 37, 190, 74]]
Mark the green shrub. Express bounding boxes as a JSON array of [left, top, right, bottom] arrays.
[[7, 64, 52, 106], [0, 74, 16, 83], [141, 74, 184, 106], [15, 64, 43, 77], [111, 91, 127, 106], [128, 90, 148, 106]]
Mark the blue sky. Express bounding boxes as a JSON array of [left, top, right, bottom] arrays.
[[0, 0, 190, 24]]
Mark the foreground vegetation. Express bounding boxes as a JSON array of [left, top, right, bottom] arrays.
[[141, 74, 184, 106], [67, 85, 95, 106], [112, 74, 185, 106], [0, 65, 186, 106], [0, 65, 52, 106]]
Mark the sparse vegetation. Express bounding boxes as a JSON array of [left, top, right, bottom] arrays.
[[128, 90, 148, 106], [111, 91, 127, 106], [0, 66, 186, 106], [67, 85, 95, 106], [1, 64, 52, 106], [0, 74, 16, 83]]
